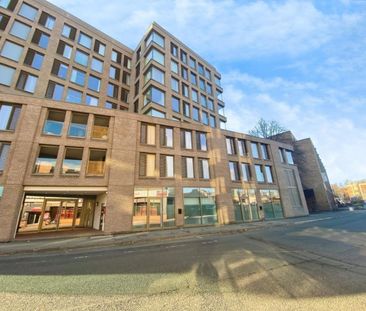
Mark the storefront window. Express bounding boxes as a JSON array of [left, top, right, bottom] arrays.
[[260, 189, 283, 219], [232, 188, 259, 222]]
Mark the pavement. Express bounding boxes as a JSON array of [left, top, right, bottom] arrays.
[[0, 210, 352, 256]]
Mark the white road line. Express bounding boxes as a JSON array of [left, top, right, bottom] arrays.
[[74, 256, 88, 259], [294, 217, 333, 225]]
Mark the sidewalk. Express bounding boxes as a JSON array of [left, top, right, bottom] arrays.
[[0, 211, 351, 256]]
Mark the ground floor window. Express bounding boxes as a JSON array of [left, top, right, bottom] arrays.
[[260, 189, 283, 219], [133, 188, 175, 230], [18, 195, 95, 233], [184, 187, 217, 225], [232, 188, 259, 222]]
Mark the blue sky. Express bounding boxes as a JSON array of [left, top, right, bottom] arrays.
[[49, 0, 366, 184]]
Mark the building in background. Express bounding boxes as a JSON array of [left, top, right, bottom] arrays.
[[0, 0, 312, 241], [333, 181, 366, 203]]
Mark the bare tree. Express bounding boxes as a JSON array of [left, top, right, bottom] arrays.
[[248, 118, 287, 138]]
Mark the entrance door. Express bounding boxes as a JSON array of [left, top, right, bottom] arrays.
[[133, 197, 163, 230], [148, 198, 162, 229], [58, 200, 78, 229]]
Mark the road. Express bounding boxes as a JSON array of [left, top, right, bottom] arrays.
[[1, 211, 366, 310]]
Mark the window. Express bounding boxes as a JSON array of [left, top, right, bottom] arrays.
[[199, 78, 205, 91], [181, 66, 188, 80], [261, 144, 269, 160], [260, 189, 283, 219], [94, 40, 105, 56], [31, 29, 49, 49], [16, 71, 37, 93], [229, 161, 240, 181], [9, 20, 31, 40], [56, 41, 72, 59], [139, 153, 156, 177], [92, 116, 109, 140], [218, 104, 225, 116], [145, 47, 164, 66], [285, 169, 302, 209], [51, 60, 68, 79], [33, 145, 59, 174], [0, 104, 21, 131], [220, 119, 226, 130], [88, 75, 101, 92], [205, 69, 211, 80], [68, 113, 88, 138], [24, 49, 44, 70], [146, 30, 164, 48], [199, 159, 210, 179], [189, 57, 196, 69], [206, 83, 212, 95], [43, 110, 65, 136], [0, 64, 15, 86], [279, 148, 285, 163], [215, 75, 221, 86], [241, 163, 251, 181], [105, 101, 117, 109], [45, 81, 64, 100], [18, 3, 38, 21], [172, 96, 180, 113], [286, 150, 294, 164], [201, 111, 209, 125], [87, 149, 106, 175], [182, 83, 189, 97], [70, 68, 86, 86], [208, 99, 214, 111], [265, 165, 273, 183], [196, 132, 207, 151], [62, 23, 76, 40], [238, 140, 247, 156], [39, 12, 55, 30], [183, 102, 190, 118], [180, 50, 187, 63], [111, 50, 121, 63], [226, 137, 236, 155], [181, 130, 192, 149], [191, 89, 198, 103], [190, 72, 197, 85], [66, 88, 82, 104], [109, 66, 120, 80], [182, 157, 194, 178], [217, 89, 223, 101], [91, 57, 103, 73], [123, 56, 131, 69], [86, 94, 98, 106], [0, 142, 10, 171], [171, 77, 179, 92], [192, 106, 199, 122], [171, 59, 179, 74], [200, 94, 207, 107], [160, 127, 173, 147], [255, 165, 265, 183], [144, 65, 164, 85], [170, 43, 178, 57], [62, 147, 83, 175], [140, 123, 156, 145], [209, 115, 216, 128], [107, 83, 118, 98], [121, 88, 129, 102], [144, 86, 165, 106], [160, 155, 174, 177], [251, 142, 259, 158], [78, 32, 92, 49], [1, 40, 23, 62], [0, 0, 17, 10], [122, 72, 130, 85], [74, 49, 89, 67], [144, 108, 165, 118], [198, 63, 204, 75]]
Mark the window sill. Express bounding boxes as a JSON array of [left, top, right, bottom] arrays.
[[31, 173, 54, 176]]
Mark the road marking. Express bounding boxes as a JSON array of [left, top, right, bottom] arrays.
[[74, 256, 88, 259], [294, 217, 333, 225], [201, 240, 218, 245]]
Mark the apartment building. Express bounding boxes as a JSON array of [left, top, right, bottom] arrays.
[[0, 0, 309, 241]]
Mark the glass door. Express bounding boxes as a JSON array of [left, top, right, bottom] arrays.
[[39, 200, 61, 231], [148, 198, 162, 229], [58, 200, 77, 229], [133, 198, 148, 229]]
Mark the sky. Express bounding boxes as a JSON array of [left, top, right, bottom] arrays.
[[48, 0, 366, 184]]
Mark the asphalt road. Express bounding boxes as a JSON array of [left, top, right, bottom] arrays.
[[1, 211, 366, 310]]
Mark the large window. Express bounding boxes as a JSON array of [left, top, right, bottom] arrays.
[[202, 111, 209, 125], [16, 71, 38, 93], [144, 65, 164, 85], [232, 188, 259, 222], [74, 49, 89, 67], [171, 59, 178, 74], [90, 57, 103, 73], [260, 190, 283, 219], [160, 155, 174, 177], [226, 137, 236, 155], [33, 145, 59, 174], [171, 77, 179, 93], [24, 49, 44, 70], [265, 165, 273, 183], [182, 83, 189, 98], [285, 169, 302, 209], [92, 116, 109, 140], [86, 94, 98, 106], [251, 142, 259, 158], [241, 163, 251, 182], [68, 113, 88, 138], [18, 3, 38, 21], [160, 127, 173, 147], [286, 150, 294, 164], [196, 132, 207, 151], [43, 110, 65, 136], [56, 41, 72, 59], [111, 50, 121, 63], [198, 159, 210, 179], [0, 0, 17, 10], [255, 164, 265, 183], [0, 64, 15, 86], [181, 66, 188, 80], [1, 40, 24, 62], [170, 43, 178, 57], [261, 144, 269, 160], [192, 106, 199, 121], [0, 142, 10, 171], [109, 66, 120, 80], [88, 75, 101, 92], [31, 29, 49, 49], [107, 83, 118, 99], [87, 149, 106, 175], [78, 32, 92, 49], [39, 12, 55, 30], [10, 20, 31, 40], [145, 47, 164, 66], [51, 60, 68, 79], [70, 68, 86, 86], [238, 140, 247, 156], [62, 23, 76, 40], [191, 89, 198, 103], [0, 104, 21, 131], [66, 88, 82, 104], [139, 153, 156, 177], [62, 147, 83, 175], [172, 96, 180, 113], [184, 188, 217, 225], [183, 102, 190, 118], [94, 40, 106, 56], [140, 123, 156, 145], [182, 157, 194, 178], [146, 30, 164, 48], [181, 130, 192, 149], [144, 86, 165, 106], [229, 161, 240, 181]]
